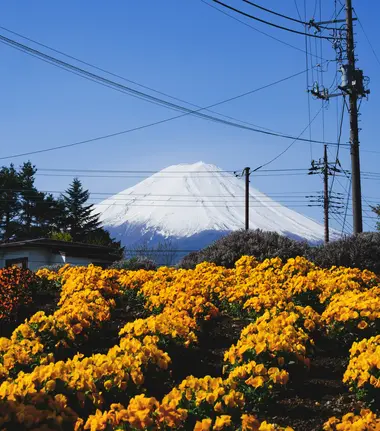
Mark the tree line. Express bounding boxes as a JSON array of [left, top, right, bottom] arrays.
[[0, 162, 123, 257]]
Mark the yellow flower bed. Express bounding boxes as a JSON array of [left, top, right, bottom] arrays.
[[224, 360, 289, 404], [316, 267, 379, 304], [84, 395, 187, 430], [162, 375, 245, 420], [0, 335, 170, 410], [225, 310, 312, 370], [119, 308, 199, 347], [321, 288, 380, 335], [193, 414, 295, 431], [0, 268, 122, 380], [0, 392, 82, 430], [343, 335, 380, 399], [0, 256, 378, 430], [322, 409, 380, 430]]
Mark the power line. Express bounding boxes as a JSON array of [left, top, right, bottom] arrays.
[[31, 172, 317, 179], [35, 167, 307, 174], [0, 199, 319, 208], [37, 168, 238, 174], [329, 97, 345, 195], [0, 118, 340, 163], [211, 0, 337, 40], [254, 107, 323, 170], [241, 0, 335, 29], [0, 40, 339, 162], [0, 197, 316, 205], [0, 25, 296, 136], [0, 32, 314, 134], [200, 0, 331, 60], [293, 0, 302, 21], [0, 188, 319, 197], [353, 10, 380, 68]]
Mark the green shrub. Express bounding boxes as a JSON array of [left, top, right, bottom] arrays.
[[180, 230, 380, 274], [308, 232, 380, 273], [110, 256, 157, 271], [180, 230, 310, 269]]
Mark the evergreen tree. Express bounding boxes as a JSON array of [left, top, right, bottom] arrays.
[[86, 228, 125, 259], [18, 162, 41, 238], [35, 195, 67, 237], [371, 205, 380, 232], [0, 165, 21, 241], [62, 178, 101, 242]]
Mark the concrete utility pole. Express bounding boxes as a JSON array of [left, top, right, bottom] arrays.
[[323, 145, 330, 243], [345, 0, 363, 234], [244, 167, 250, 231]]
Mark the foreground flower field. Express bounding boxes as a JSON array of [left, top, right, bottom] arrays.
[[0, 256, 379, 430]]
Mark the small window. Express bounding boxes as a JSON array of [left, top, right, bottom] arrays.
[[5, 257, 28, 269]]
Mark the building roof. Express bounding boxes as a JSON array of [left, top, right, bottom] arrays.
[[0, 238, 113, 251], [0, 238, 119, 261]]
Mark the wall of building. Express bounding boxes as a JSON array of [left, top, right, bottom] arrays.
[[0, 248, 96, 271], [49, 253, 93, 267], [0, 248, 52, 271]]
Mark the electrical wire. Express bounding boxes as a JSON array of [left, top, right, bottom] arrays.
[[302, 0, 314, 161], [0, 82, 341, 163], [293, 0, 302, 21], [0, 198, 319, 208], [253, 107, 323, 171], [200, 0, 331, 60], [0, 188, 320, 197], [241, 0, 336, 30], [0, 36, 342, 160], [34, 167, 307, 174], [0, 32, 316, 135], [31, 172, 319, 179], [353, 10, 380, 68], [319, 0, 326, 155], [329, 98, 345, 195], [211, 0, 337, 40], [0, 25, 298, 135]]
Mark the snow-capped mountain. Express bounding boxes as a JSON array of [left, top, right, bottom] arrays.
[[95, 162, 332, 255]]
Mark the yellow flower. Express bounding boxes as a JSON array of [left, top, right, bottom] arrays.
[[214, 401, 223, 413], [45, 379, 56, 392], [246, 376, 265, 389], [213, 415, 232, 430], [241, 414, 260, 431], [194, 418, 213, 431], [104, 380, 113, 391]]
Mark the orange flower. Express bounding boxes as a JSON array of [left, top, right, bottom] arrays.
[[357, 320, 368, 330]]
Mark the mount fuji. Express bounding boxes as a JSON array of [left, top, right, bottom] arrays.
[[95, 162, 333, 257]]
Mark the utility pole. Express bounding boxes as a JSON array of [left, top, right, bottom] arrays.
[[346, 0, 363, 234], [309, 0, 369, 236], [323, 145, 329, 243], [244, 167, 250, 231], [309, 150, 344, 244]]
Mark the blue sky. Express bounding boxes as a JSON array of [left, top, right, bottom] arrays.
[[0, 0, 379, 233]]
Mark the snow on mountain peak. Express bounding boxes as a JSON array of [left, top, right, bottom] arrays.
[[95, 161, 330, 244]]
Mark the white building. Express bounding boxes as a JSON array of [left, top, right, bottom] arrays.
[[0, 238, 118, 270]]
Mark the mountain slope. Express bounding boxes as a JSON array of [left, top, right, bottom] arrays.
[[95, 162, 332, 249]]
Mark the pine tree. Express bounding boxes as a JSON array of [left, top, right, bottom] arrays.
[[18, 162, 41, 238], [34, 195, 67, 237], [0, 165, 21, 241], [371, 205, 380, 232], [86, 228, 125, 259], [62, 178, 101, 242]]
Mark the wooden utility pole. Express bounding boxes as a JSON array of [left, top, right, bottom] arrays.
[[346, 0, 363, 234], [323, 145, 329, 243], [244, 167, 250, 231]]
